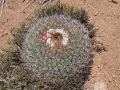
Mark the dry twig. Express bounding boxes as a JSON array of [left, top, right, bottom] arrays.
[[0, 0, 5, 17], [17, 0, 35, 13]]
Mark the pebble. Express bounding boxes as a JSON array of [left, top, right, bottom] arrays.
[[1, 29, 4, 32], [85, 85, 93, 90], [91, 74, 95, 78], [108, 0, 118, 4], [5, 33, 8, 35], [94, 11, 99, 16], [1, 27, 5, 33], [112, 74, 118, 78], [97, 65, 100, 68], [94, 82, 107, 90]]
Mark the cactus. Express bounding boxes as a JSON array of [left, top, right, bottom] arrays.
[[0, 3, 95, 89], [21, 14, 93, 87]]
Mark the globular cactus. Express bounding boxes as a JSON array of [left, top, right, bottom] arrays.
[[21, 14, 93, 87]]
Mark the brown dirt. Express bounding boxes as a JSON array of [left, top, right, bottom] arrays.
[[0, 0, 120, 90]]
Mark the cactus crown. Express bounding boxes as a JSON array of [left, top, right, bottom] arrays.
[[45, 28, 68, 52]]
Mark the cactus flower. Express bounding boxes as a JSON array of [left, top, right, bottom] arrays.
[[41, 33, 47, 40]]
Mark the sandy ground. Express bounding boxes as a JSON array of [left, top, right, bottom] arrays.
[[0, 0, 120, 90]]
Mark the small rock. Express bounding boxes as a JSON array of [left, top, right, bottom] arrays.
[[5, 33, 8, 35], [108, 0, 118, 4], [91, 74, 95, 78], [94, 11, 99, 16], [85, 85, 93, 90], [112, 74, 118, 78], [94, 82, 107, 90], [97, 65, 100, 68], [22, 0, 25, 2], [110, 63, 114, 67], [108, 78, 112, 82], [1, 29, 4, 32]]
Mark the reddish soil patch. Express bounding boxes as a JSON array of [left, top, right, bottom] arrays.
[[0, 0, 120, 90]]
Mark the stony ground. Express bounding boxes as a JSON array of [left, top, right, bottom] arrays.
[[0, 0, 120, 90]]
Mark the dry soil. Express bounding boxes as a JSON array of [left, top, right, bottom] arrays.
[[0, 0, 120, 90]]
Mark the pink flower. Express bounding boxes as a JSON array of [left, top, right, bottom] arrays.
[[41, 33, 47, 40]]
